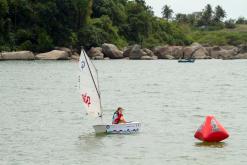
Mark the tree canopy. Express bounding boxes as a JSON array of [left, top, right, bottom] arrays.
[[0, 0, 193, 52], [162, 5, 173, 20], [0, 0, 246, 52]]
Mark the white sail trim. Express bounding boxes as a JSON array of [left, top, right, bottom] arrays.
[[79, 49, 102, 117]]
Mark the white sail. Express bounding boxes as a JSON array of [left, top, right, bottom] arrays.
[[79, 49, 102, 117]]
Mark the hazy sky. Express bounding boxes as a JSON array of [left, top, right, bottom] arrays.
[[145, 0, 247, 19]]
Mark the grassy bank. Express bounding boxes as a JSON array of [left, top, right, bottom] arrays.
[[189, 25, 247, 46]]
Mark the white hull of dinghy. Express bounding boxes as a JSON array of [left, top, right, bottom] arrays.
[[93, 122, 141, 134]]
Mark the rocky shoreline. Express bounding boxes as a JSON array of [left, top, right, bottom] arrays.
[[1, 43, 247, 61]]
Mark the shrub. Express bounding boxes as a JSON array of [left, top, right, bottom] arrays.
[[36, 32, 53, 52], [17, 40, 33, 50], [225, 19, 236, 29]]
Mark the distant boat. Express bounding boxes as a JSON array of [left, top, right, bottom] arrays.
[[178, 46, 200, 63], [178, 58, 195, 63], [79, 49, 141, 134]]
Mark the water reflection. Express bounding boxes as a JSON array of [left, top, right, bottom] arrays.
[[78, 132, 135, 151], [78, 133, 105, 151], [195, 142, 227, 148]]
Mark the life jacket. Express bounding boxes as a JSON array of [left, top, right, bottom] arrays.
[[112, 111, 123, 124]]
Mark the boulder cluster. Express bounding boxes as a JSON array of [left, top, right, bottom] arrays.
[[88, 43, 247, 60], [0, 47, 79, 61], [1, 43, 247, 60]]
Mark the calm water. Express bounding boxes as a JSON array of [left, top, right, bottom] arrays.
[[0, 60, 247, 165]]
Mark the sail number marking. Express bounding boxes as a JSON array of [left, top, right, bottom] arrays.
[[82, 93, 91, 107], [80, 61, 86, 70]]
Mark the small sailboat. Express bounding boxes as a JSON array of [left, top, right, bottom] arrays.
[[79, 49, 141, 134], [178, 48, 196, 63], [178, 58, 195, 63]]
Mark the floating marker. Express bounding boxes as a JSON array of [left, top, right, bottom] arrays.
[[194, 115, 229, 142]]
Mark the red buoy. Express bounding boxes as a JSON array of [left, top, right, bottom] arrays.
[[194, 115, 229, 142]]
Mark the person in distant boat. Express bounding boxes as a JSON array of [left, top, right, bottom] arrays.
[[112, 107, 126, 124]]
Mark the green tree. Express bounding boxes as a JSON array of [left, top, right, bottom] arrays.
[[0, 0, 9, 44], [72, 0, 92, 29], [92, 0, 127, 25], [0, 0, 8, 16], [78, 15, 126, 48], [162, 5, 173, 20], [37, 31, 53, 52], [200, 4, 213, 26], [122, 1, 153, 44], [225, 19, 236, 29], [236, 17, 247, 24], [175, 13, 188, 23], [213, 5, 226, 23], [0, 0, 194, 52]]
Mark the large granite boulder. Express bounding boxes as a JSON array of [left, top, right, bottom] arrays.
[[220, 45, 238, 51], [73, 52, 80, 57], [71, 55, 79, 61], [123, 45, 157, 60], [104, 57, 110, 60], [183, 43, 210, 59], [233, 53, 247, 59], [88, 47, 104, 60], [209, 46, 238, 59], [140, 55, 158, 60], [102, 43, 123, 59], [55, 47, 72, 56], [0, 51, 35, 60], [71, 52, 80, 61], [140, 56, 153, 60], [129, 45, 146, 59], [238, 44, 247, 53], [153, 46, 182, 59], [123, 46, 132, 57], [193, 48, 211, 59], [36, 50, 69, 60], [142, 48, 154, 57]]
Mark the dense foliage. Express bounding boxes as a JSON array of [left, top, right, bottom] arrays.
[[0, 0, 192, 52], [173, 4, 247, 46], [0, 0, 94, 52], [0, 0, 246, 52], [174, 4, 226, 28], [79, 0, 192, 49]]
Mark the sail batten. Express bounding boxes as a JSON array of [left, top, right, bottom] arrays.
[[79, 49, 102, 117]]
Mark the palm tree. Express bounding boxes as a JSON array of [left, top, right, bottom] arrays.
[[162, 5, 173, 20]]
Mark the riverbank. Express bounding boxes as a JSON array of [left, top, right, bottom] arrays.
[[1, 43, 247, 61]]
